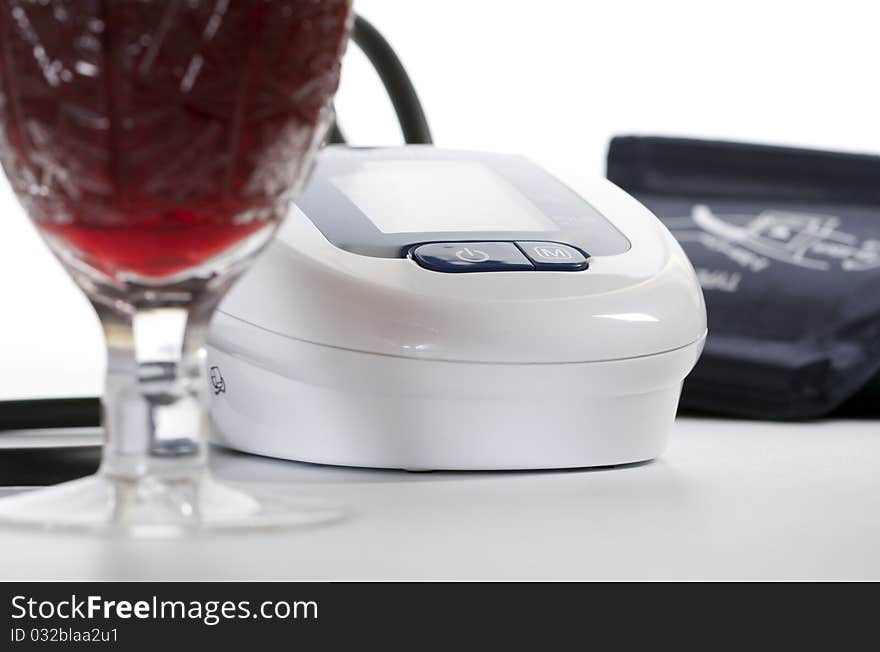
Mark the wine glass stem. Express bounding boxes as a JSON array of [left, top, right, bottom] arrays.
[[97, 305, 209, 482]]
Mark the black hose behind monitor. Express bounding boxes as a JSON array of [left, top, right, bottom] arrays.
[[332, 14, 433, 145]]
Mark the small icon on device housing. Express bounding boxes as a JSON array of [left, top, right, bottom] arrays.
[[209, 366, 226, 395]]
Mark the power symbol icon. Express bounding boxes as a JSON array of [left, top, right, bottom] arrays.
[[455, 247, 490, 263]]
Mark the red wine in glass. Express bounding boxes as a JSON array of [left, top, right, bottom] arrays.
[[2, 0, 351, 280], [0, 0, 353, 534]]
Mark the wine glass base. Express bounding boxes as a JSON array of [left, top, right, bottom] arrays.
[[0, 473, 345, 538]]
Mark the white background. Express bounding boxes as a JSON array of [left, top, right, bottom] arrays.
[[3, 0, 880, 399]]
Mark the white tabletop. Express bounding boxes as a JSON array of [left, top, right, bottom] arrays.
[[0, 416, 877, 581]]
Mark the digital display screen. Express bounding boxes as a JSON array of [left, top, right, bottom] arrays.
[[330, 161, 558, 233]]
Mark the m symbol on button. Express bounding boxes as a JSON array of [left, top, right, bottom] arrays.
[[534, 246, 573, 260]]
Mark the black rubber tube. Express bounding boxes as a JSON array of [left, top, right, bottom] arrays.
[[0, 398, 100, 430], [328, 114, 346, 145], [343, 14, 433, 145]]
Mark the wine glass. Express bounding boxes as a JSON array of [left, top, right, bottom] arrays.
[[0, 0, 354, 535]]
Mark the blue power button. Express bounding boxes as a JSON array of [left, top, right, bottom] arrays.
[[412, 242, 533, 272]]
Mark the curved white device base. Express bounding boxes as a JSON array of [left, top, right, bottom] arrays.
[[208, 328, 705, 471]]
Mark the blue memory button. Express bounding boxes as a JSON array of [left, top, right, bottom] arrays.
[[412, 242, 534, 272], [515, 241, 589, 270]]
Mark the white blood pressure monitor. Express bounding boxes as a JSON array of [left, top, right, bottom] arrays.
[[207, 146, 707, 470]]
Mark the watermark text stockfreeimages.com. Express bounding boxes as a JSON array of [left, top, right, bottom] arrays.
[[11, 594, 318, 627]]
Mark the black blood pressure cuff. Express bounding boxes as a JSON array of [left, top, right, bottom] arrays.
[[607, 136, 880, 419]]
